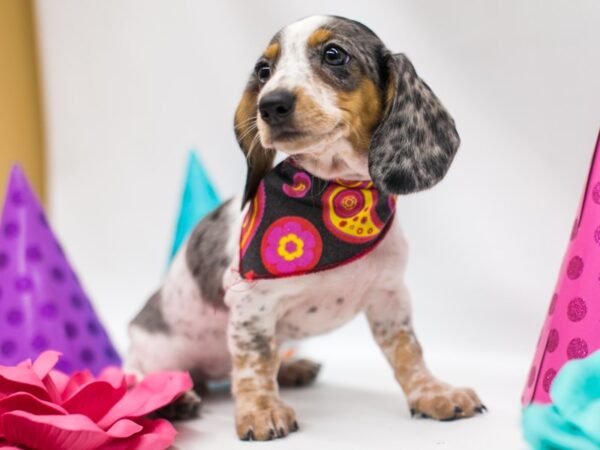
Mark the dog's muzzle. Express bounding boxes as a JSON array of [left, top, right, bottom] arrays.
[[259, 90, 296, 127]]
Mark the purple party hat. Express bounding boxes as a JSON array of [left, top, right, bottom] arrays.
[[0, 165, 121, 374]]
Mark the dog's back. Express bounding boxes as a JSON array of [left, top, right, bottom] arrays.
[[126, 198, 239, 380]]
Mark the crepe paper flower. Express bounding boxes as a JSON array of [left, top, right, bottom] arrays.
[[522, 350, 600, 449], [0, 351, 192, 450], [261, 217, 322, 275], [282, 171, 312, 198], [522, 405, 598, 450]]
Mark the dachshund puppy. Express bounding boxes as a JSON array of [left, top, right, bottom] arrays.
[[126, 15, 484, 441]]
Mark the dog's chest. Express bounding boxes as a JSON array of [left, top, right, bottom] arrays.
[[224, 197, 408, 342], [236, 230, 405, 340], [274, 277, 373, 340]]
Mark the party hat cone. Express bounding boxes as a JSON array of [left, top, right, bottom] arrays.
[[168, 151, 221, 260], [0, 165, 121, 374], [522, 131, 600, 405]]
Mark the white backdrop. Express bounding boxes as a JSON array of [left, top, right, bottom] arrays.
[[34, 1, 599, 448]]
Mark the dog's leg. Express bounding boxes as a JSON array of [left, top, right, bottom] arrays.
[[366, 285, 485, 421], [278, 358, 321, 387], [228, 293, 298, 441], [152, 390, 202, 421]]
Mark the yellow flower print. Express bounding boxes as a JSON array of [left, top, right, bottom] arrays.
[[277, 233, 304, 261]]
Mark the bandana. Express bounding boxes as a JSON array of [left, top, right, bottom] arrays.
[[239, 158, 396, 280]]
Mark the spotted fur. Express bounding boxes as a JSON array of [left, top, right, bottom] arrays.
[[368, 54, 460, 195], [185, 199, 233, 308], [126, 15, 482, 441]]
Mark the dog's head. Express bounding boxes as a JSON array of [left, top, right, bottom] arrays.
[[235, 15, 460, 205]]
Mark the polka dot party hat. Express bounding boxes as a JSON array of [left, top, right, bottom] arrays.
[[522, 131, 600, 405], [0, 165, 121, 374]]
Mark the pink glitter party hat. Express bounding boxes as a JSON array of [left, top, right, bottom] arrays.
[[522, 131, 600, 405], [0, 165, 121, 374]]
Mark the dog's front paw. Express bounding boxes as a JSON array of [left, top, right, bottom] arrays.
[[408, 380, 485, 421], [236, 395, 298, 441]]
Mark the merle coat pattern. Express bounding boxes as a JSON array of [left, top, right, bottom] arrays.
[[126, 15, 483, 441]]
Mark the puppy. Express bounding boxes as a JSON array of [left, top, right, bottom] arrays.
[[126, 15, 484, 441]]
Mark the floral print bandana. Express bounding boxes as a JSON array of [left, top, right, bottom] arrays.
[[239, 158, 396, 280]]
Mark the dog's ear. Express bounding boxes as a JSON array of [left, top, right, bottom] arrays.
[[369, 53, 460, 195], [234, 88, 276, 208]]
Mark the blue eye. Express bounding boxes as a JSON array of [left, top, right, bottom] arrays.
[[323, 45, 350, 66]]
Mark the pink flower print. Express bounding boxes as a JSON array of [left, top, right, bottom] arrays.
[[283, 172, 311, 198], [260, 217, 322, 275]]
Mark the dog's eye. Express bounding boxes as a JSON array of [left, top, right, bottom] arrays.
[[323, 45, 349, 66], [256, 63, 271, 83]]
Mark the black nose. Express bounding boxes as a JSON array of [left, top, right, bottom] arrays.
[[259, 90, 295, 125]]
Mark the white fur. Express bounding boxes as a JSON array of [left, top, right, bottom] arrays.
[[127, 240, 231, 380], [224, 213, 409, 341], [291, 138, 371, 180]]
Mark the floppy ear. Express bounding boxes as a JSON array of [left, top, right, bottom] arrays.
[[234, 89, 276, 207], [369, 53, 460, 195]]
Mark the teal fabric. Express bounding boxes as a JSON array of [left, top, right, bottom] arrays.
[[523, 350, 600, 450], [169, 151, 221, 261]]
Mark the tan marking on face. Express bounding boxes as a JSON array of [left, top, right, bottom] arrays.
[[385, 75, 396, 114], [293, 87, 335, 126], [263, 43, 280, 60], [234, 90, 259, 156], [256, 16, 342, 155], [337, 77, 384, 152], [258, 86, 340, 152], [307, 28, 332, 47], [235, 88, 276, 204]]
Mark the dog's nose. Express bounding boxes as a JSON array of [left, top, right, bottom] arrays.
[[259, 90, 295, 125]]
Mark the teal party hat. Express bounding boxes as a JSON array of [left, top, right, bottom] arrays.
[[169, 151, 220, 261]]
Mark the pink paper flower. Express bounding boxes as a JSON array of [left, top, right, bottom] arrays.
[[0, 351, 192, 450]]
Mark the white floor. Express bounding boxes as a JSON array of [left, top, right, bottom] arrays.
[[173, 337, 528, 450]]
